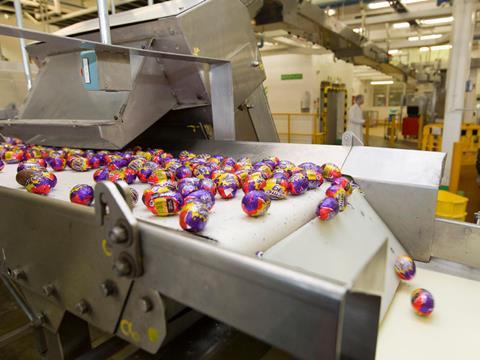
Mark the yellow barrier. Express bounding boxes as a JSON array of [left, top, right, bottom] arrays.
[[272, 113, 325, 144], [422, 124, 480, 166]]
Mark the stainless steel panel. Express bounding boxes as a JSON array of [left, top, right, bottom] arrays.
[[21, 52, 129, 121], [245, 85, 280, 142], [210, 63, 235, 141], [55, 0, 206, 37], [432, 219, 480, 268], [115, 281, 167, 353], [138, 220, 346, 359], [177, 0, 266, 107], [0, 187, 132, 334], [0, 24, 237, 148], [342, 146, 445, 261]]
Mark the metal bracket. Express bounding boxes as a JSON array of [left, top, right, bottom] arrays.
[[94, 181, 142, 278], [342, 130, 364, 147]]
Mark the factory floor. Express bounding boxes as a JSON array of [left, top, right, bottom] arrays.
[[364, 125, 418, 150]]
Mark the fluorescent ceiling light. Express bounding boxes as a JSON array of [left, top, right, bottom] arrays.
[[371, 80, 394, 85], [420, 16, 453, 25], [368, 1, 390, 9], [388, 49, 400, 55], [431, 44, 452, 51], [419, 47, 429, 52], [393, 22, 410, 29], [327, 8, 336, 16], [408, 34, 442, 41]]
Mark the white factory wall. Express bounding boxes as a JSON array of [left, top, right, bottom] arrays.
[[262, 53, 355, 113], [262, 52, 355, 143], [262, 54, 316, 113]]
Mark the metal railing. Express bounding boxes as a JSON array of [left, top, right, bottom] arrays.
[[272, 113, 325, 144]]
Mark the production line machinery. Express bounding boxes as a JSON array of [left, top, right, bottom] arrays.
[[0, 1, 479, 359]]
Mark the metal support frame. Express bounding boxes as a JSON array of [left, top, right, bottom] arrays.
[[12, 0, 32, 91], [96, 0, 111, 44], [441, 0, 476, 185]]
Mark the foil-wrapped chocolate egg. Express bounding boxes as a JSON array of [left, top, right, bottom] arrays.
[[47, 156, 67, 171], [241, 190, 271, 217], [184, 189, 215, 211], [93, 167, 109, 182], [321, 163, 342, 182], [288, 173, 309, 196], [70, 156, 90, 172], [25, 173, 53, 195], [128, 158, 146, 172], [147, 169, 173, 185], [315, 197, 339, 221], [17, 162, 46, 173], [43, 171, 57, 188], [255, 164, 272, 179], [154, 179, 177, 192], [234, 169, 250, 186], [3, 149, 24, 164], [325, 185, 347, 211], [87, 156, 101, 169], [411, 288, 434, 316], [333, 176, 353, 195], [123, 168, 137, 184], [264, 177, 288, 200], [222, 157, 237, 168], [217, 173, 239, 199], [299, 162, 321, 173], [211, 170, 226, 183], [193, 165, 211, 179], [107, 157, 128, 171], [147, 190, 183, 216], [394, 255, 416, 281], [16, 169, 37, 186], [271, 169, 289, 182], [277, 160, 296, 176], [178, 182, 198, 197], [137, 166, 154, 183], [199, 178, 217, 196], [179, 201, 209, 233], [0, 159, 4, 171], [304, 169, 324, 190], [175, 166, 193, 180], [70, 184, 94, 206], [242, 172, 266, 193], [108, 169, 125, 183]]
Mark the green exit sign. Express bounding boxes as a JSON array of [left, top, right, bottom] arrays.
[[281, 73, 303, 80]]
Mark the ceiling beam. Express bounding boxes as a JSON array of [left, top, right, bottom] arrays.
[[341, 7, 452, 26]]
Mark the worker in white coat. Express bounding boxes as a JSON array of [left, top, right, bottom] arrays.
[[347, 95, 365, 143]]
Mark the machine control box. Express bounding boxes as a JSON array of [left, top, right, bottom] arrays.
[[80, 50, 132, 91]]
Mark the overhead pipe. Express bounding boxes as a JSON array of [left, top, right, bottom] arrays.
[[13, 0, 32, 91]]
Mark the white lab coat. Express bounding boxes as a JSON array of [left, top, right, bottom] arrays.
[[347, 103, 365, 143]]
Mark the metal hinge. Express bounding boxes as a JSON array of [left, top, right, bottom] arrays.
[[94, 181, 143, 278]]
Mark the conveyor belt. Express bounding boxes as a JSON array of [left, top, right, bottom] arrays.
[[0, 162, 330, 256]]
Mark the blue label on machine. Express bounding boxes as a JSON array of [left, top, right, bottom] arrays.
[[80, 50, 100, 91]]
